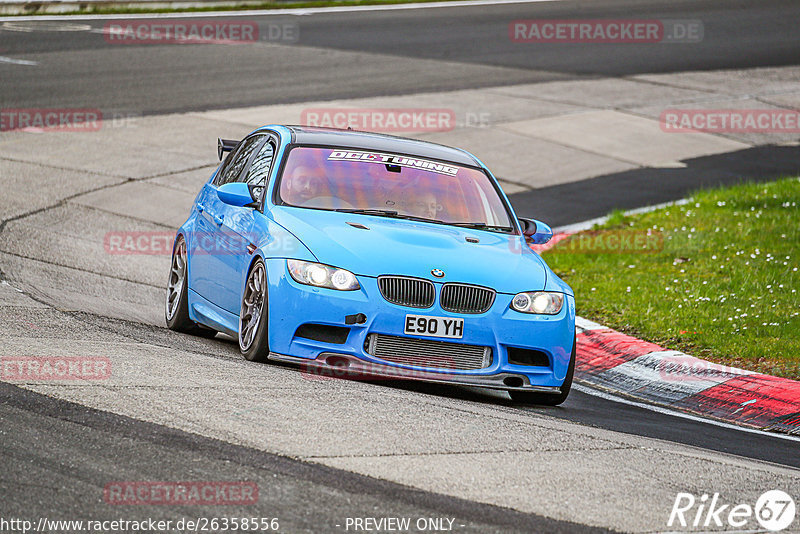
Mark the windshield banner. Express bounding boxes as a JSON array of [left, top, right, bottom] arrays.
[[327, 150, 459, 177]]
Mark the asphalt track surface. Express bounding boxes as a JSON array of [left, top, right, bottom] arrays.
[[1, 0, 799, 531], [1, 0, 799, 114], [1, 0, 799, 223], [0, 383, 603, 533]]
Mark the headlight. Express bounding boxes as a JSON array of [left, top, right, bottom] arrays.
[[286, 260, 360, 291], [511, 291, 564, 314]]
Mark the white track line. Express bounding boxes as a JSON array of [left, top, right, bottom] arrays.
[[574, 383, 800, 443], [0, 0, 561, 22], [0, 55, 38, 65]]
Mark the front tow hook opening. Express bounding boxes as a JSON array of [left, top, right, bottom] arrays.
[[503, 376, 525, 388], [325, 355, 351, 369], [345, 313, 367, 325]]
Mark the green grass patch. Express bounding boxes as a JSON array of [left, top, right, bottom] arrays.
[[8, 0, 459, 17], [544, 177, 800, 380]]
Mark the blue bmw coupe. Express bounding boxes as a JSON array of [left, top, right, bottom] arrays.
[[166, 125, 576, 404]]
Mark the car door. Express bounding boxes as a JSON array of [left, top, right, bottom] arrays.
[[189, 134, 265, 309], [211, 135, 278, 314]]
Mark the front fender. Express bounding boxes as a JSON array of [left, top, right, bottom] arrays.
[[543, 266, 574, 297], [256, 217, 317, 262]]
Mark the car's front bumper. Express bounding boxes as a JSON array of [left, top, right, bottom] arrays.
[[265, 258, 575, 391]]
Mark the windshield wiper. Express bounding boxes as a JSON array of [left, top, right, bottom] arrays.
[[335, 210, 513, 231], [449, 222, 514, 231], [335, 209, 399, 216], [335, 209, 438, 224]]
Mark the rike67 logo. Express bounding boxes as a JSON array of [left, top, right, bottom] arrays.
[[669, 490, 796, 532]]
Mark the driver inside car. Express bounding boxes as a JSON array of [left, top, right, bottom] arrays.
[[285, 165, 326, 206]]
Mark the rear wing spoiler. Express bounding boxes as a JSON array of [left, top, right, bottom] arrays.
[[217, 138, 239, 161]]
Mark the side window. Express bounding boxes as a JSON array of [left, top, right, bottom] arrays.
[[237, 139, 276, 203], [213, 149, 236, 186], [243, 140, 275, 192], [216, 135, 264, 186]]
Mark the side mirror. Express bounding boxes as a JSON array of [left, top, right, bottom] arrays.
[[519, 217, 553, 245], [217, 182, 256, 207]]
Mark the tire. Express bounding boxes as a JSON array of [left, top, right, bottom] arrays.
[[509, 332, 576, 406], [165, 235, 217, 338], [239, 259, 270, 363]]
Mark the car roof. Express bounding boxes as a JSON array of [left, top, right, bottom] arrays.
[[284, 125, 480, 167]]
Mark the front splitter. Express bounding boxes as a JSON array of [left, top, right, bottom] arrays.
[[268, 351, 562, 394]]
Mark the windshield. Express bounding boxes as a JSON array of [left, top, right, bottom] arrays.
[[277, 147, 514, 231]]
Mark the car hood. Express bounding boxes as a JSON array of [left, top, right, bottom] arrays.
[[270, 207, 548, 294]]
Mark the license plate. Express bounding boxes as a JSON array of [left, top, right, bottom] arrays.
[[404, 314, 464, 339]]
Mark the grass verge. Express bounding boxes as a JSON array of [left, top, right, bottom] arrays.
[[544, 177, 800, 380]]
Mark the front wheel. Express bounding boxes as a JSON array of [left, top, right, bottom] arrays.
[[239, 259, 270, 362], [509, 332, 576, 406], [165, 235, 217, 338]]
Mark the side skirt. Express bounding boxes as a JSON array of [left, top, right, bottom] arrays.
[[187, 289, 239, 337]]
